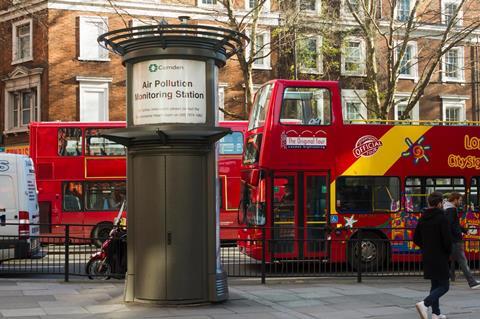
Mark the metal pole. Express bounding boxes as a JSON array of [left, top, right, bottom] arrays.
[[261, 226, 266, 284], [64, 224, 70, 282], [357, 229, 362, 283]]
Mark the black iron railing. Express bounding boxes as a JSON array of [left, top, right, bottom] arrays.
[[1, 224, 479, 283]]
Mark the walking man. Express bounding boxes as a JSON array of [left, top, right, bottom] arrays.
[[414, 191, 453, 319], [444, 192, 480, 289]]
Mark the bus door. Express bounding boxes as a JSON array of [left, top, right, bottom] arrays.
[[303, 172, 329, 258], [271, 174, 298, 258]]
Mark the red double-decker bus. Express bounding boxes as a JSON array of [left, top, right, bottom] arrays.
[[30, 122, 127, 245], [238, 79, 480, 269], [218, 121, 248, 242], [30, 120, 247, 244]]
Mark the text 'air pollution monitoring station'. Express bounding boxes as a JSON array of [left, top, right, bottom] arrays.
[[132, 59, 206, 125]]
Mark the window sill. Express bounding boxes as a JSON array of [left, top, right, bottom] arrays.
[[197, 3, 223, 9], [252, 65, 272, 71], [4, 127, 29, 135], [399, 75, 419, 82], [11, 57, 33, 65], [341, 72, 367, 77], [300, 69, 323, 75], [78, 57, 111, 62], [442, 78, 465, 84]]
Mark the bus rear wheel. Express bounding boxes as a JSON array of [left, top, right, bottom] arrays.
[[92, 222, 113, 248], [347, 232, 388, 272]]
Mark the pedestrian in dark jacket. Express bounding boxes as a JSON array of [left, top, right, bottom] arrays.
[[414, 191, 453, 319], [444, 192, 480, 289]]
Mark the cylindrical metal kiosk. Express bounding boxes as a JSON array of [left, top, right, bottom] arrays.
[[98, 21, 247, 304]]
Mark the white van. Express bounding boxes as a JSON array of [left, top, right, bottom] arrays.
[[0, 153, 40, 261]]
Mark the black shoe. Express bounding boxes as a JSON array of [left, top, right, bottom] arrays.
[[470, 282, 480, 289]]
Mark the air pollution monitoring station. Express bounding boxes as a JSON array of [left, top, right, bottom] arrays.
[[98, 18, 247, 304]]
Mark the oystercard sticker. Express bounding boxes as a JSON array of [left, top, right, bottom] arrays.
[[281, 130, 327, 149], [353, 135, 383, 158]]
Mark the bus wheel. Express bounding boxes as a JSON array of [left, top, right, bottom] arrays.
[[92, 223, 113, 248], [347, 232, 388, 272]]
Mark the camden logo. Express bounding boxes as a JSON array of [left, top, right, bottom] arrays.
[[148, 64, 158, 72], [353, 135, 383, 158], [0, 160, 9, 172]]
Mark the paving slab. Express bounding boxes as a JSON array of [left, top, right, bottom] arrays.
[[0, 277, 478, 318]]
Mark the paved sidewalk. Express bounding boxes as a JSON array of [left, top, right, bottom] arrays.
[[0, 277, 479, 318]]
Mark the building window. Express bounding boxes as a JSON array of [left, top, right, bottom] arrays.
[[442, 47, 464, 82], [246, 0, 271, 12], [441, 96, 467, 124], [77, 77, 111, 122], [198, 0, 219, 7], [298, 36, 322, 74], [342, 89, 367, 123], [7, 89, 38, 130], [342, 38, 366, 76], [396, 0, 411, 22], [3, 66, 42, 133], [12, 19, 33, 64], [394, 94, 419, 123], [79, 16, 109, 61], [218, 84, 226, 121], [248, 31, 271, 70], [299, 0, 321, 13], [442, 0, 463, 26], [397, 42, 417, 80], [342, 0, 360, 18]]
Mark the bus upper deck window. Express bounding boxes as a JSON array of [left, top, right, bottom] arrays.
[[248, 84, 273, 131], [86, 128, 126, 156], [58, 128, 82, 156], [281, 88, 331, 126]]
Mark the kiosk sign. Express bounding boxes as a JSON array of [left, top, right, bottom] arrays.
[[132, 59, 206, 125]]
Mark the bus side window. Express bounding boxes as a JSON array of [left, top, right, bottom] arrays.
[[58, 128, 82, 156], [470, 178, 479, 211], [86, 128, 126, 157], [405, 177, 466, 212], [219, 132, 243, 155], [63, 182, 83, 211]]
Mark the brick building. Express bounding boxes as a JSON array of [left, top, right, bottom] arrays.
[[0, 0, 479, 151]]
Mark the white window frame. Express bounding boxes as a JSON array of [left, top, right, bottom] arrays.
[[78, 16, 109, 61], [341, 89, 368, 123], [395, 41, 418, 81], [76, 77, 111, 122], [298, 35, 323, 74], [245, 0, 271, 12], [441, 0, 463, 27], [218, 83, 227, 122], [198, 0, 221, 9], [441, 95, 468, 124], [442, 46, 464, 83], [341, 37, 366, 76], [341, 0, 361, 20], [394, 93, 420, 123], [298, 0, 322, 15], [246, 30, 271, 70], [394, 0, 414, 22], [12, 19, 33, 65], [3, 68, 42, 134]]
